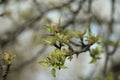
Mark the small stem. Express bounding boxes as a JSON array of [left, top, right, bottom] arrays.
[[3, 64, 11, 80]]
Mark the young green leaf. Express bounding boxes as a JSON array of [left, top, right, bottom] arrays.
[[61, 65, 68, 69], [39, 61, 51, 67], [89, 47, 102, 63], [90, 58, 97, 63], [87, 32, 99, 43], [44, 39, 52, 45], [51, 68, 56, 77], [46, 25, 53, 33], [97, 41, 104, 46], [72, 31, 79, 38], [79, 30, 86, 38]]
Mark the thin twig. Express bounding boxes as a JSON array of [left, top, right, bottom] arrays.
[[88, 0, 92, 32], [66, 43, 93, 57], [12, 45, 47, 71], [109, 40, 119, 55], [3, 64, 11, 80]]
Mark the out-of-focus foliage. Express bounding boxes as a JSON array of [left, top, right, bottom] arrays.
[[98, 73, 114, 80], [0, 52, 16, 65]]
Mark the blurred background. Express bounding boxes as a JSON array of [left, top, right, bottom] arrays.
[[0, 0, 120, 80]]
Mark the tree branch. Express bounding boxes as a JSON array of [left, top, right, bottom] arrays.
[[0, 0, 75, 48], [62, 0, 87, 29], [12, 44, 47, 71], [103, 0, 116, 77]]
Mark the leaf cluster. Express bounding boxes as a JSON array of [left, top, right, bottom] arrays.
[[39, 19, 103, 77], [0, 52, 16, 65], [39, 49, 68, 77]]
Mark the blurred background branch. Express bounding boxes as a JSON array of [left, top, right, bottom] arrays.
[[0, 0, 120, 80]]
